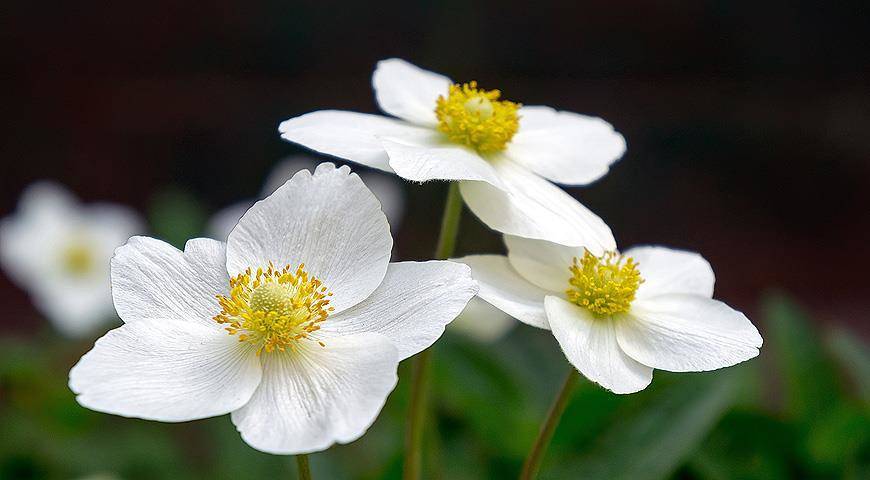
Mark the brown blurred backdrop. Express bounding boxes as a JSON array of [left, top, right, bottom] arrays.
[[2, 1, 868, 335]]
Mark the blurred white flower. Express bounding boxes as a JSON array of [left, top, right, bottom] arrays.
[[450, 297, 515, 343], [69, 163, 476, 455], [457, 236, 762, 394], [279, 58, 625, 251], [0, 182, 142, 337], [207, 156, 405, 241]]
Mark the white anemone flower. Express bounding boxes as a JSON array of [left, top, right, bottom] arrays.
[[279, 58, 626, 251], [208, 155, 405, 240], [69, 163, 477, 455], [456, 236, 762, 394], [0, 182, 143, 337]]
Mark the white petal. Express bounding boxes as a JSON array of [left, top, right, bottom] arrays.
[[230, 333, 399, 455], [622, 245, 715, 299], [449, 297, 516, 343], [545, 296, 653, 394], [322, 261, 476, 360], [459, 159, 617, 250], [617, 294, 762, 373], [112, 236, 229, 329], [506, 106, 626, 185], [454, 255, 550, 329], [372, 58, 451, 127], [381, 138, 505, 187], [206, 201, 252, 242], [69, 319, 262, 422], [278, 110, 432, 173], [504, 235, 581, 291], [226, 163, 392, 314]]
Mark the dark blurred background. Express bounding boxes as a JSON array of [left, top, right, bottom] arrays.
[[1, 2, 868, 479], [3, 1, 868, 335]]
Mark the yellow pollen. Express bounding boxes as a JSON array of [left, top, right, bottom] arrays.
[[566, 250, 643, 317], [61, 242, 94, 276], [214, 263, 334, 355], [435, 81, 520, 153]]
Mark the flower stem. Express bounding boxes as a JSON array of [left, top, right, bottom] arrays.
[[433, 182, 464, 261], [296, 454, 312, 480], [519, 369, 580, 480], [403, 182, 463, 480]]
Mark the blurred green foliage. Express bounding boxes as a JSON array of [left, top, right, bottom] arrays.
[[1, 293, 867, 479]]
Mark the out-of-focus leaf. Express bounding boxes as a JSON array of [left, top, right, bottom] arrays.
[[148, 187, 208, 249], [827, 328, 870, 402], [806, 403, 870, 472], [764, 293, 841, 421], [544, 370, 740, 480], [688, 410, 795, 480]]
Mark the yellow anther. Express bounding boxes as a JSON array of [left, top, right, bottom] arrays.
[[566, 250, 643, 317], [214, 263, 331, 355], [435, 81, 520, 153]]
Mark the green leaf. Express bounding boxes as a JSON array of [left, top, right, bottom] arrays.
[[688, 410, 795, 480], [544, 371, 741, 480], [826, 328, 870, 403], [763, 293, 841, 421]]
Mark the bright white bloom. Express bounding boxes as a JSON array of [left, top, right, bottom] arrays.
[[450, 297, 515, 343], [457, 236, 762, 394], [279, 58, 626, 251], [69, 163, 476, 454], [208, 155, 405, 240], [0, 182, 143, 337]]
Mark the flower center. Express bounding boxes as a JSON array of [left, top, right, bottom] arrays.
[[434, 81, 520, 153], [566, 251, 643, 317], [214, 263, 333, 355], [61, 242, 94, 276]]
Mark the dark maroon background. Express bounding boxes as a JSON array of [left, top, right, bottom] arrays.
[[2, 1, 868, 334]]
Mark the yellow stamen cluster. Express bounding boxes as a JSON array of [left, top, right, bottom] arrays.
[[61, 242, 94, 276], [214, 263, 333, 355], [435, 81, 520, 153], [566, 251, 643, 317]]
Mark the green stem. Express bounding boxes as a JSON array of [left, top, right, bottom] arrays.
[[296, 454, 312, 480], [403, 182, 463, 480], [519, 369, 580, 480]]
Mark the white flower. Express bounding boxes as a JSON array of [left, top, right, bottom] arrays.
[[279, 58, 626, 251], [450, 297, 515, 343], [0, 182, 143, 337], [456, 236, 762, 394], [207, 155, 405, 240], [69, 163, 477, 455]]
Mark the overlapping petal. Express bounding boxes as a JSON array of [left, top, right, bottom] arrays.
[[230, 333, 398, 454], [111, 237, 229, 329], [323, 261, 477, 360], [616, 294, 762, 373], [545, 296, 653, 394], [372, 58, 451, 127], [278, 111, 432, 172], [459, 159, 617, 249], [623, 246, 715, 299], [69, 319, 262, 422], [455, 255, 549, 329], [506, 106, 626, 185], [503, 235, 581, 291], [381, 138, 505, 187], [226, 163, 392, 314]]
